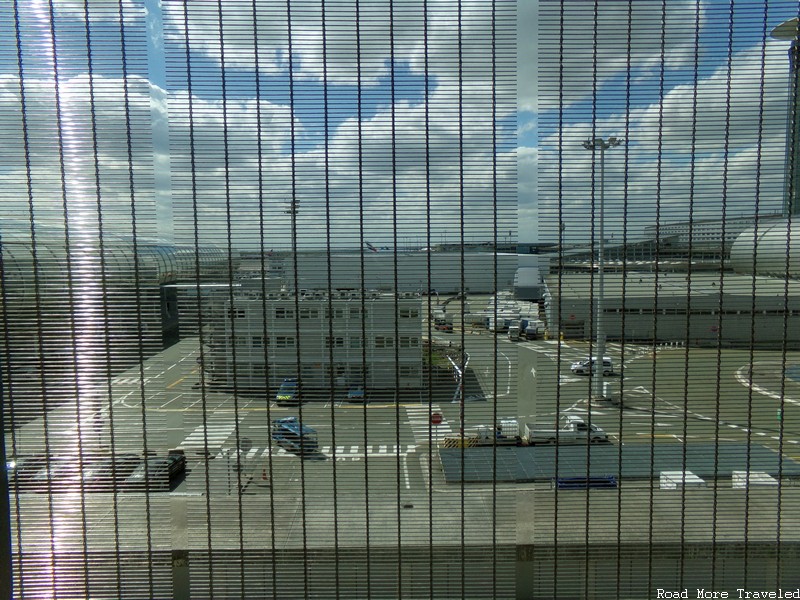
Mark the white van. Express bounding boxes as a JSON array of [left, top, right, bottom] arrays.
[[570, 356, 613, 376]]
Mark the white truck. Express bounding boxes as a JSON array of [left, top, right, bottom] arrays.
[[441, 419, 523, 448], [570, 356, 614, 376], [440, 416, 609, 448], [507, 318, 545, 341], [524, 416, 609, 445]]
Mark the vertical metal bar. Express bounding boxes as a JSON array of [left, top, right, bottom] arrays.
[[0, 372, 11, 600], [178, 1, 215, 595]]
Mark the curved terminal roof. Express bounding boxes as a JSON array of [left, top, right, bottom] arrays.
[[730, 219, 799, 279], [0, 220, 229, 300]]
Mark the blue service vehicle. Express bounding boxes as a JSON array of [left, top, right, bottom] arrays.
[[346, 386, 365, 403], [275, 377, 299, 405], [270, 417, 318, 455]]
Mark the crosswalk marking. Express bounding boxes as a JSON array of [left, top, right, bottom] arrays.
[[181, 419, 242, 453], [404, 404, 453, 443], [227, 444, 418, 461], [112, 376, 152, 386]]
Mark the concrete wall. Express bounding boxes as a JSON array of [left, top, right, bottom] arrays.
[[517, 543, 800, 599], [18, 542, 794, 599]]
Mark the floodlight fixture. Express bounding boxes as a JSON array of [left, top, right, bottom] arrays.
[[770, 17, 800, 216]]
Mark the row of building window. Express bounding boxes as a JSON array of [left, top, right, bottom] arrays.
[[230, 335, 421, 350], [229, 307, 421, 320], [244, 363, 421, 380], [602, 308, 800, 316]]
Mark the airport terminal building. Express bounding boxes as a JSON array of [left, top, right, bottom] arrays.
[[0, 220, 230, 404], [544, 217, 800, 347], [274, 251, 518, 295], [545, 271, 800, 347]]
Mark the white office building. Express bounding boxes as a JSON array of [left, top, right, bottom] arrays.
[[209, 290, 423, 391]]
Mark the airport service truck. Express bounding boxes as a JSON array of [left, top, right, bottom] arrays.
[[441, 419, 523, 448], [524, 416, 609, 445], [507, 319, 545, 341], [441, 416, 609, 447]]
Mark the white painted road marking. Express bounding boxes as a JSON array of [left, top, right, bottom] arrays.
[[404, 404, 453, 444]]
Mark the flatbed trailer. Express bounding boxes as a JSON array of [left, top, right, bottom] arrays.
[[271, 417, 318, 454]]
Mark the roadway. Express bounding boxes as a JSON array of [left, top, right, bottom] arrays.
[[7, 322, 800, 598], [7, 324, 800, 595], [83, 328, 797, 494], [5, 335, 511, 553], [511, 334, 800, 456], [8, 326, 800, 498]]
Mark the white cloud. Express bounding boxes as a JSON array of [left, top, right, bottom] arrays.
[[156, 0, 517, 248], [1, 1, 518, 250], [0, 73, 160, 239], [518, 0, 537, 113], [518, 145, 538, 240], [155, 76, 516, 248], [536, 7, 795, 244], [629, 42, 789, 152], [537, 0, 705, 111], [162, 0, 516, 87], [8, 0, 795, 253]]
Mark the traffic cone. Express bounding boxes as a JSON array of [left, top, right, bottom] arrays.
[[258, 466, 269, 486]]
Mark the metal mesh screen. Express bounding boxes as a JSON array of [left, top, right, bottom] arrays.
[[4, 1, 800, 598], [534, 0, 800, 597], [1, 0, 517, 598]]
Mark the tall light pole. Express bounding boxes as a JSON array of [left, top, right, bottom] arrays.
[[771, 17, 800, 216], [582, 136, 622, 401]]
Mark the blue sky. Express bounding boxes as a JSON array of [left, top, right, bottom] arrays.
[[532, 0, 797, 243], [152, 0, 518, 249], [1, 0, 797, 248]]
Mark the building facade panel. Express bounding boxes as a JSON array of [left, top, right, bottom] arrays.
[[545, 273, 800, 347]]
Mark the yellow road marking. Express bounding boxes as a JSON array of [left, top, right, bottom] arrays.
[[339, 403, 419, 409], [166, 377, 185, 390]]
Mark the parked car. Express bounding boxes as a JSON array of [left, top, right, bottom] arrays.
[[570, 356, 614, 376], [346, 386, 365, 403], [271, 417, 318, 455], [275, 377, 300, 405], [124, 453, 186, 490]]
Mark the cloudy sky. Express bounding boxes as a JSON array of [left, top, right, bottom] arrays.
[[0, 0, 797, 249], [536, 0, 796, 243]]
